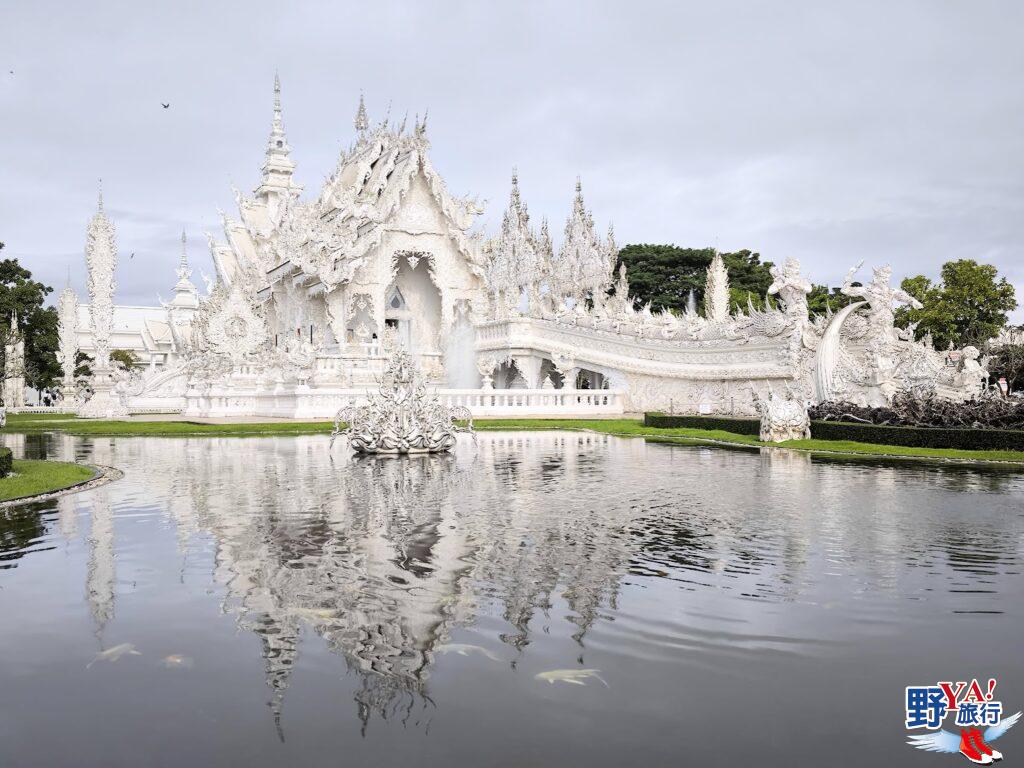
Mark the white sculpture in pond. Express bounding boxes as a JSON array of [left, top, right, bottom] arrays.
[[757, 394, 811, 442], [331, 345, 474, 454]]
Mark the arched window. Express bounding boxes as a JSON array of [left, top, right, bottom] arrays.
[[387, 287, 407, 312]]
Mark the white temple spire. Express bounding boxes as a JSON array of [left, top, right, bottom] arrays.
[[556, 177, 610, 304], [255, 72, 300, 203], [486, 169, 542, 316], [177, 228, 191, 277], [171, 228, 199, 310], [354, 92, 368, 133]]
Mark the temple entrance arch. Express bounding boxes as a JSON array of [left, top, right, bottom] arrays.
[[384, 286, 412, 349], [386, 251, 443, 370]]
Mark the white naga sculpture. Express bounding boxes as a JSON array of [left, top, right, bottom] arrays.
[[757, 393, 811, 442], [331, 346, 474, 454]]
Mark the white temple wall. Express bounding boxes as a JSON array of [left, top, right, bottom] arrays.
[[619, 371, 801, 415]]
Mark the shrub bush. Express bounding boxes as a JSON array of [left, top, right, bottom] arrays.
[[644, 413, 761, 436], [0, 447, 13, 478], [644, 412, 1024, 450], [807, 420, 1024, 451]]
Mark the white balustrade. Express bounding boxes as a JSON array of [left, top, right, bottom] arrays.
[[183, 387, 625, 419]]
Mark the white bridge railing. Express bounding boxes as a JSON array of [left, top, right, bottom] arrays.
[[184, 387, 625, 419], [433, 389, 623, 417]]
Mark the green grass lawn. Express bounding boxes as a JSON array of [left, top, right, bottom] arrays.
[[5, 413, 1024, 464], [4, 413, 334, 437], [0, 460, 97, 502], [476, 419, 1024, 463]]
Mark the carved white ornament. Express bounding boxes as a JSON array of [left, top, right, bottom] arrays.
[[85, 198, 117, 370], [57, 285, 80, 397], [331, 346, 474, 454], [757, 394, 811, 442]]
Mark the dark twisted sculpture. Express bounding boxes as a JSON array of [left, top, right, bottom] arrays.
[[810, 392, 1024, 430]]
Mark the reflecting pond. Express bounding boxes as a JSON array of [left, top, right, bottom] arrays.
[[2, 432, 1024, 766]]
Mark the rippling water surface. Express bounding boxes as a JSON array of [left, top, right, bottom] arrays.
[[2, 431, 1023, 766]]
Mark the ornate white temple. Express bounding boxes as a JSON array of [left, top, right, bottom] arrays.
[[57, 77, 987, 418]]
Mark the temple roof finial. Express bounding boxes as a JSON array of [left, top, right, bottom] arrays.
[[97, 178, 104, 211], [255, 72, 299, 200], [354, 92, 368, 133], [268, 72, 286, 145]]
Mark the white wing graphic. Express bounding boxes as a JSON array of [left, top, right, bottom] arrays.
[[907, 729, 960, 753], [985, 711, 1022, 743]]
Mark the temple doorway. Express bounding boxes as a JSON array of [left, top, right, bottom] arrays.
[[385, 252, 442, 364]]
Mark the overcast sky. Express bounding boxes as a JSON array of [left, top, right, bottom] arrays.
[[2, 0, 1022, 320]]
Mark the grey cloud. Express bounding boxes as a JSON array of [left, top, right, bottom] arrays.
[[1, 0, 1021, 320]]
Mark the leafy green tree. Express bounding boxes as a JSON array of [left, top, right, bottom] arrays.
[[0, 244, 59, 396], [74, 351, 93, 380], [806, 284, 856, 317], [614, 245, 773, 314], [24, 306, 60, 394], [896, 260, 1017, 348], [110, 349, 140, 370]]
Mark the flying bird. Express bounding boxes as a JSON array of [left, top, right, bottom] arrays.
[[908, 712, 1020, 763], [161, 102, 170, 109], [129, 252, 135, 259]]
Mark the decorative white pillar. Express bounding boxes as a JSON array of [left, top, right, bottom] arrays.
[[79, 188, 128, 419], [2, 314, 26, 407], [57, 281, 79, 406]]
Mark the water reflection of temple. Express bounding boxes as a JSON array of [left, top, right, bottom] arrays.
[[5, 429, 1024, 736], [78, 432, 638, 731]]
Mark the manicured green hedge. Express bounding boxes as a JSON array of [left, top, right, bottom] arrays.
[[808, 420, 1024, 451], [644, 412, 1024, 451], [0, 447, 12, 478], [644, 413, 761, 435]]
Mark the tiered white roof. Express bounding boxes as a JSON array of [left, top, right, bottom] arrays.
[[214, 84, 486, 294]]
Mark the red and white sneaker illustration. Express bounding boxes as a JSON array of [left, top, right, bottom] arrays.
[[908, 713, 1019, 763], [969, 728, 1003, 762], [959, 729, 992, 764]]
